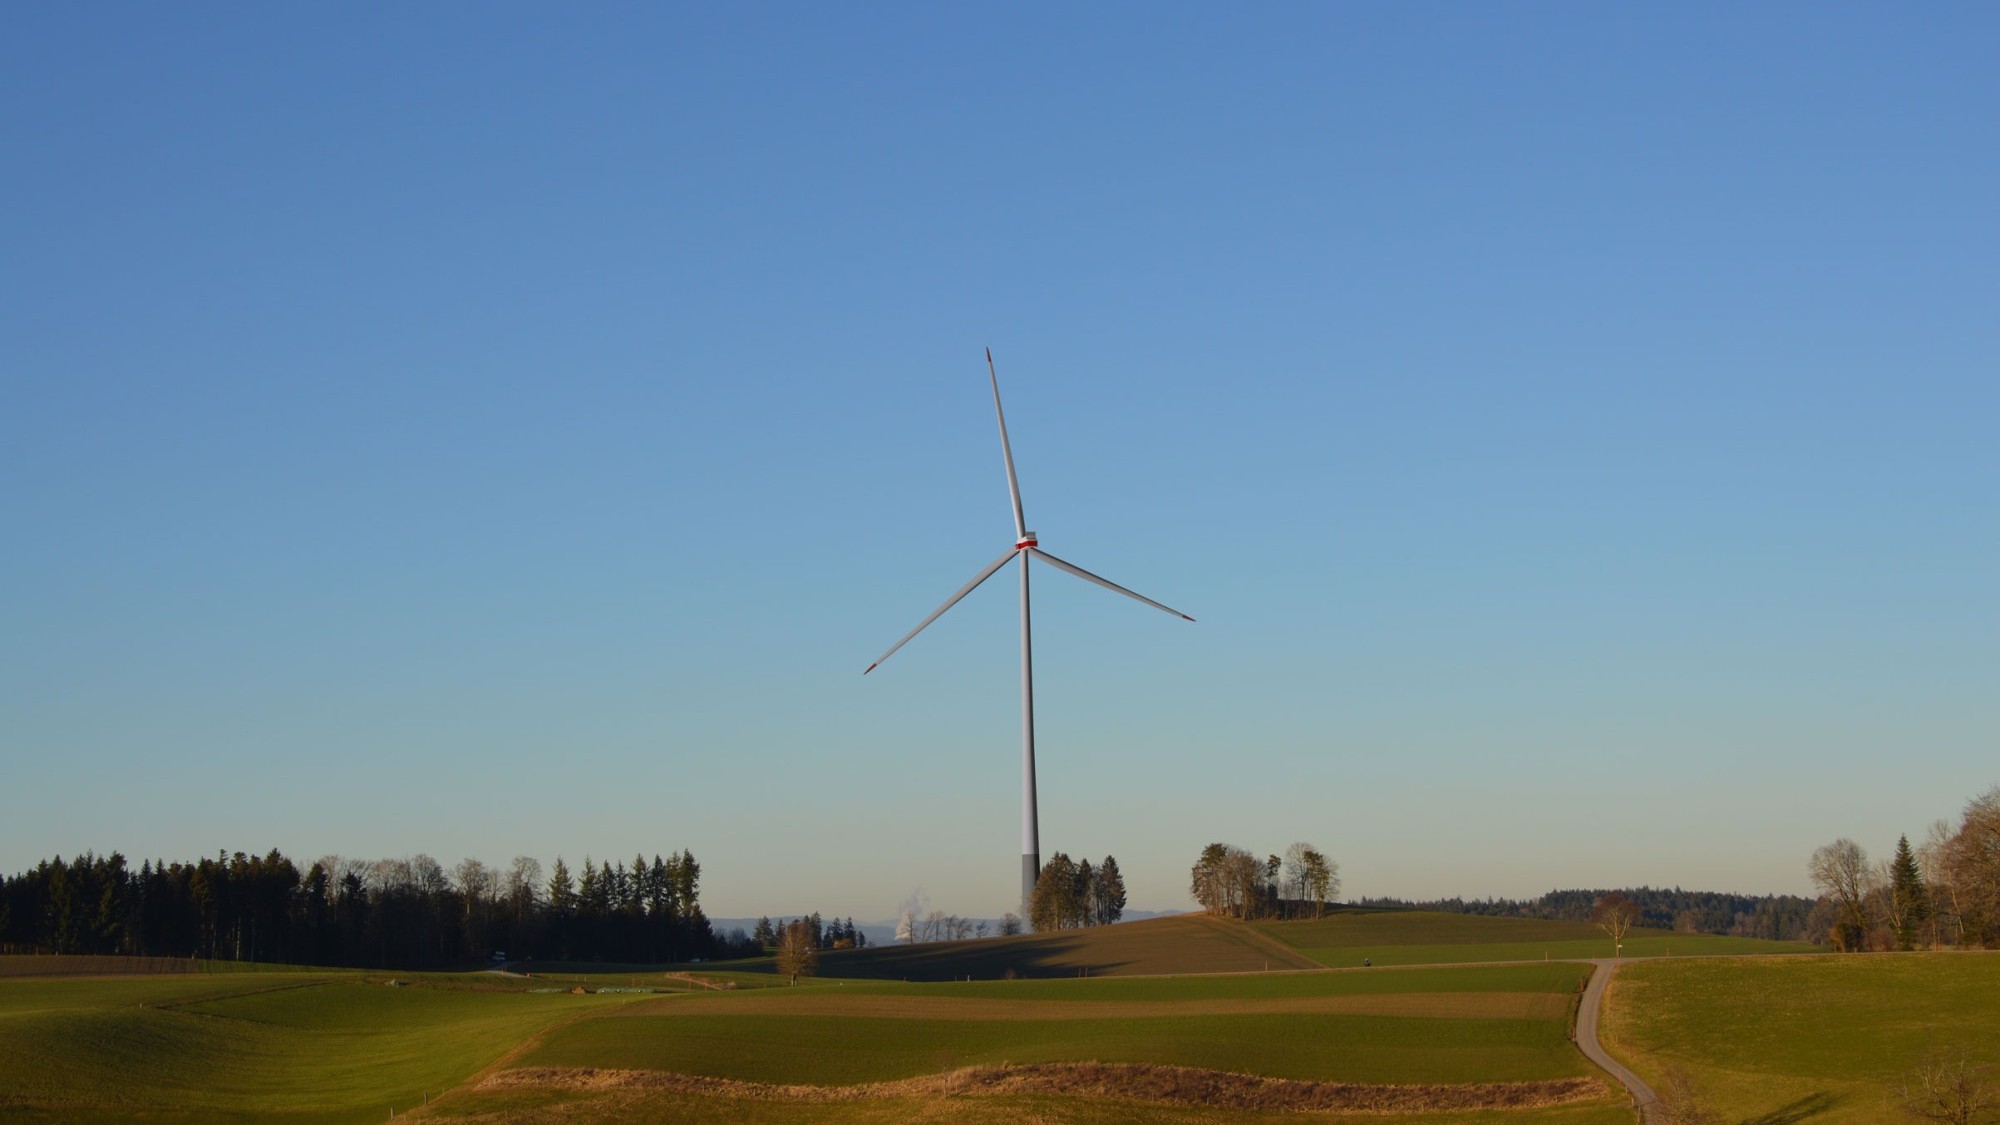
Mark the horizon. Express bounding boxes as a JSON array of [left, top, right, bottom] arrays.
[[4, 5, 1994, 922]]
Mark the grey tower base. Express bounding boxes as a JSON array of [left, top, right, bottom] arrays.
[[1021, 853, 1040, 923]]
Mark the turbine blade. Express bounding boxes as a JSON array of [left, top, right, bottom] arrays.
[[988, 347, 1028, 541], [865, 548, 1021, 673], [1029, 548, 1195, 622]]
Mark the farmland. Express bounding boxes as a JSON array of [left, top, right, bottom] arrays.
[[0, 946, 1625, 1122], [0, 910, 1850, 1123], [1600, 952, 2000, 1124]]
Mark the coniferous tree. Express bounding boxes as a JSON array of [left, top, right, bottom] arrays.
[[1889, 834, 1931, 950], [0, 843, 716, 969], [1094, 855, 1126, 925]]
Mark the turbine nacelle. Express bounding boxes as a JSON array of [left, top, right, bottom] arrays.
[[1015, 532, 1038, 550]]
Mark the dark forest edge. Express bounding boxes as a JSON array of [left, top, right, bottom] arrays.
[[0, 849, 722, 969]]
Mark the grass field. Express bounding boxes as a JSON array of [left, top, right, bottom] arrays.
[[0, 970, 644, 1122], [0, 949, 1626, 1123], [1600, 952, 2000, 1124], [517, 962, 1596, 1086], [1257, 908, 1822, 967]]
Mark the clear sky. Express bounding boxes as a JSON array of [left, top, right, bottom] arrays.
[[3, 4, 1994, 921]]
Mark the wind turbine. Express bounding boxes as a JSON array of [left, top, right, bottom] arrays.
[[866, 349, 1194, 919]]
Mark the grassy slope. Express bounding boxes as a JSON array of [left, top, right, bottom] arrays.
[[1258, 907, 1821, 967], [1600, 953, 2000, 1125], [0, 972, 640, 1123]]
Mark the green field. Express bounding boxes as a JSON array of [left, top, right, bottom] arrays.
[[1258, 908, 1821, 967], [0, 949, 1625, 1123], [4, 909, 1859, 1124], [519, 962, 1594, 1086], [0, 971, 642, 1122], [1601, 952, 2000, 1124]]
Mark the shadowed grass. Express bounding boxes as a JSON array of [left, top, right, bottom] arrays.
[[762, 914, 1319, 981]]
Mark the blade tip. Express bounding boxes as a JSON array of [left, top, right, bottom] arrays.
[[1181, 614, 1196, 622], [864, 663, 878, 675]]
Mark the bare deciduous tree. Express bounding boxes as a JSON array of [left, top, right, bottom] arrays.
[[1899, 1046, 1994, 1124], [1918, 820, 1963, 948], [1305, 850, 1337, 918], [1282, 843, 1314, 907], [775, 919, 818, 984], [1950, 787, 2000, 947], [1591, 892, 1641, 957], [1809, 838, 1875, 950]]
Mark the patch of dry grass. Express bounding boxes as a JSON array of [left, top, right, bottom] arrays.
[[483, 1063, 1609, 1114]]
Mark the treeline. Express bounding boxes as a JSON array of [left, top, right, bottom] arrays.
[[1191, 841, 1338, 920], [1808, 785, 2000, 952], [1030, 853, 1125, 932], [0, 848, 717, 969], [1355, 886, 1818, 942], [750, 913, 868, 951]]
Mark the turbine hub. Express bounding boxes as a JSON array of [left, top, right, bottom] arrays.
[[1016, 531, 1038, 550]]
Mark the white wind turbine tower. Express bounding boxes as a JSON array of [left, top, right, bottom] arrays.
[[866, 349, 1194, 919]]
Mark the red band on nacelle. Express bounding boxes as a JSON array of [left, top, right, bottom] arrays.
[[1015, 539, 1037, 549]]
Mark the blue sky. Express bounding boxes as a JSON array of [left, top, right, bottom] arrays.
[[3, 4, 1994, 920]]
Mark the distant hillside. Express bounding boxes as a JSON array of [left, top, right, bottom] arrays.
[[1356, 887, 1819, 942]]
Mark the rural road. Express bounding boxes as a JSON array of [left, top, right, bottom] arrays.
[[1576, 958, 1659, 1123]]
